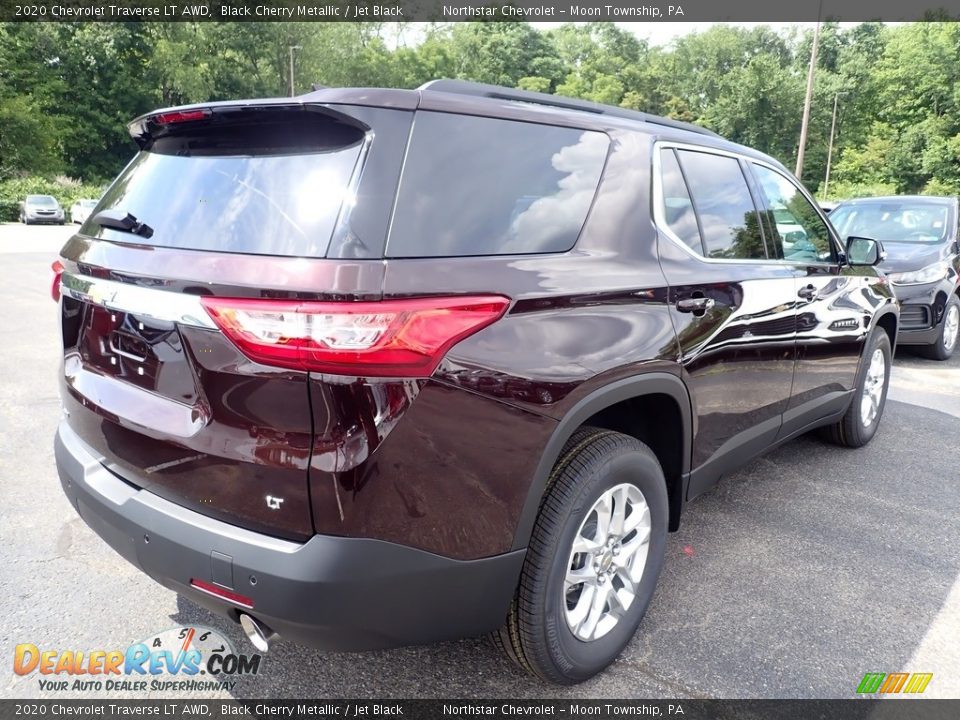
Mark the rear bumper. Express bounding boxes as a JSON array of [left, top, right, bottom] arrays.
[[55, 421, 524, 651]]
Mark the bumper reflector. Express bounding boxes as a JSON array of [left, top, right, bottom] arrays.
[[190, 578, 254, 609]]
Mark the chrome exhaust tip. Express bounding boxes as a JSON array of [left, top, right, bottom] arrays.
[[239, 613, 276, 653]]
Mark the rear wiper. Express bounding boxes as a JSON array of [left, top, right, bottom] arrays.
[[93, 210, 154, 239]]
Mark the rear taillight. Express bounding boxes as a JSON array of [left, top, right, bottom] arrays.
[[50, 260, 64, 302], [152, 109, 211, 125], [200, 296, 510, 378]]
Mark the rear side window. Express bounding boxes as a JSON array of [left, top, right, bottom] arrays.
[[88, 111, 366, 257], [674, 150, 766, 261], [387, 112, 609, 257], [659, 149, 703, 253]]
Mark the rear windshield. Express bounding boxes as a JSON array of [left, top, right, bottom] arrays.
[[387, 112, 609, 258], [87, 110, 366, 257]]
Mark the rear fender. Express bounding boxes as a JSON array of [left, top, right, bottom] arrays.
[[511, 372, 692, 550]]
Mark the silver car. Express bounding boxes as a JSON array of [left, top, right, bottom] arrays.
[[20, 195, 65, 225]]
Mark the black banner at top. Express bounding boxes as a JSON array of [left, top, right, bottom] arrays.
[[1, 0, 959, 22]]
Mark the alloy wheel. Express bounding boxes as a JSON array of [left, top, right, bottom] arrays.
[[943, 304, 959, 353], [860, 348, 886, 428], [564, 483, 651, 641]]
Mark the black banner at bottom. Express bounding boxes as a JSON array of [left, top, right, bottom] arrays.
[[1, 700, 959, 720]]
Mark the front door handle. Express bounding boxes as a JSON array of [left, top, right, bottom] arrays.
[[676, 297, 715, 314], [798, 284, 818, 301]]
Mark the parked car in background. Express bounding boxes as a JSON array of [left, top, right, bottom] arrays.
[[830, 196, 960, 360], [70, 199, 98, 224], [819, 201, 837, 214], [53, 80, 898, 685], [20, 195, 65, 225]]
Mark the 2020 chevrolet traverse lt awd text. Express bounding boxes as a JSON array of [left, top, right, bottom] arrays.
[[53, 80, 898, 684]]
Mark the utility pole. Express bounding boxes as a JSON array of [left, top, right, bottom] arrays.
[[795, 11, 822, 180], [823, 91, 847, 199], [288, 45, 302, 97]]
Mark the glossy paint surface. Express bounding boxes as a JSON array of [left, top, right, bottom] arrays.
[[57, 95, 895, 560], [60, 295, 315, 539], [787, 266, 893, 416], [310, 131, 681, 557]]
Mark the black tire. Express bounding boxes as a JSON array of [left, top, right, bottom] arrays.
[[918, 295, 959, 361], [493, 427, 668, 684], [822, 330, 892, 448]]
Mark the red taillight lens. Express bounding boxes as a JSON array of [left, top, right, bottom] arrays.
[[51, 260, 64, 302], [189, 578, 254, 609], [152, 109, 211, 125], [200, 295, 510, 377]]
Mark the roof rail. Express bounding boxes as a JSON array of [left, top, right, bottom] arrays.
[[418, 79, 719, 138]]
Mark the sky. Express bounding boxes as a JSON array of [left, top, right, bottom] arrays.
[[534, 21, 861, 46], [391, 21, 871, 49]]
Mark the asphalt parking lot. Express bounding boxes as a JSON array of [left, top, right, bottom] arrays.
[[2, 223, 958, 700]]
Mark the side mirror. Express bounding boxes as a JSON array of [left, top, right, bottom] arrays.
[[846, 236, 885, 266]]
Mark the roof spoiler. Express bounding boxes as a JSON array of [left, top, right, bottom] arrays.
[[126, 102, 369, 149]]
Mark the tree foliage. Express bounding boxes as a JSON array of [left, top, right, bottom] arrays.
[[0, 20, 956, 199]]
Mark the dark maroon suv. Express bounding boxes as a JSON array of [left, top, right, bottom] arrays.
[[54, 80, 898, 684]]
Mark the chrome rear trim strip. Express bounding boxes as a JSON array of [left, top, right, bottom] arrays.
[[59, 271, 217, 329]]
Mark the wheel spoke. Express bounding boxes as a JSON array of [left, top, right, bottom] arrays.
[[565, 563, 596, 590], [579, 583, 610, 640], [619, 540, 650, 582], [593, 494, 613, 542], [609, 578, 636, 614], [623, 504, 649, 534], [620, 525, 651, 559], [610, 485, 629, 536], [566, 582, 596, 629], [571, 533, 603, 556]]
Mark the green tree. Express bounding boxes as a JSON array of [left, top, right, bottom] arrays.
[[0, 95, 63, 179]]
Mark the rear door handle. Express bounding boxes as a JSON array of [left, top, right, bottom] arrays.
[[676, 297, 715, 314], [798, 284, 818, 301]]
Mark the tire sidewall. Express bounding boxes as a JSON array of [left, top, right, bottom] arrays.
[[541, 449, 668, 682]]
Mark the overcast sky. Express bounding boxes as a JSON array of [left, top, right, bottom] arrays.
[[533, 21, 861, 46], [392, 21, 869, 49]]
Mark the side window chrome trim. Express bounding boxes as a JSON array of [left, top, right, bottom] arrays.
[[59, 272, 217, 330], [652, 140, 841, 266]]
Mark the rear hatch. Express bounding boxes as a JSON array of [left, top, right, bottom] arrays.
[[57, 101, 410, 540]]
